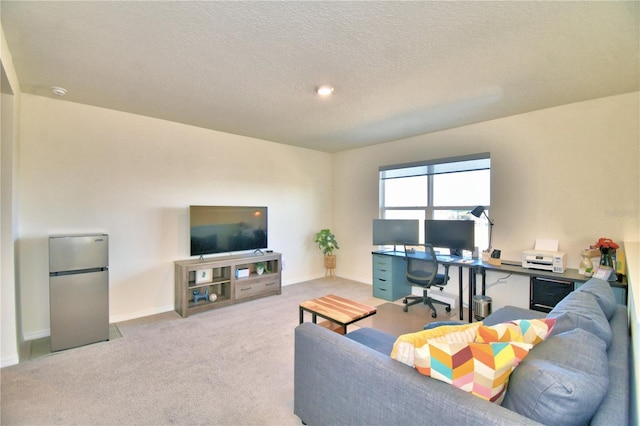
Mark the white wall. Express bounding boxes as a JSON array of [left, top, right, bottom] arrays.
[[1, 24, 22, 367], [625, 242, 640, 425], [11, 89, 640, 342], [17, 94, 332, 339], [333, 92, 640, 310]]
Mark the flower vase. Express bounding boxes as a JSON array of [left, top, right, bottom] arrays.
[[599, 248, 617, 281], [599, 248, 614, 268]]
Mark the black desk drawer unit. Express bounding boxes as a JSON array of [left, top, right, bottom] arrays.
[[530, 276, 574, 313]]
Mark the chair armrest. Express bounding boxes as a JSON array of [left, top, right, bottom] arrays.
[[437, 262, 451, 286]]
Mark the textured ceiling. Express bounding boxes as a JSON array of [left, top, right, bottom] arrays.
[[1, 1, 638, 152]]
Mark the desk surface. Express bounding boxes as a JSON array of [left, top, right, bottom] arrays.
[[374, 250, 476, 264], [372, 250, 626, 288]]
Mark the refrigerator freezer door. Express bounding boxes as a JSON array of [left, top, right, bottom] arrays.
[[49, 234, 108, 273], [50, 270, 109, 351]]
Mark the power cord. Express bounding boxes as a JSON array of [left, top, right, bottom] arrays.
[[485, 273, 513, 290]]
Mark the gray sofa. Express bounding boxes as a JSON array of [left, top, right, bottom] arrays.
[[294, 278, 629, 425]]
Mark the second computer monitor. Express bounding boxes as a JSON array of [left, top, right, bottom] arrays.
[[425, 219, 475, 255]]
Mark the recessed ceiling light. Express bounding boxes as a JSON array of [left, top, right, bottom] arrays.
[[51, 86, 67, 96], [316, 85, 334, 96]]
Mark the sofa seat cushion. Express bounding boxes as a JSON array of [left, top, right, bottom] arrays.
[[547, 291, 612, 346], [423, 320, 467, 330], [345, 327, 396, 355], [575, 277, 617, 320], [503, 328, 609, 426]]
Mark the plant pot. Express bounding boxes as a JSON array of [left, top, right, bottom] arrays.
[[324, 254, 336, 279], [324, 254, 336, 269]]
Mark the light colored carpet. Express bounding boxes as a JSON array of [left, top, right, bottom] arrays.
[[1, 278, 460, 425], [28, 324, 122, 360], [356, 302, 461, 336]]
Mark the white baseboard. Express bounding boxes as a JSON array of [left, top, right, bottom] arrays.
[[23, 304, 175, 342], [1, 354, 19, 368], [109, 304, 174, 324], [23, 329, 50, 341], [429, 291, 457, 309]]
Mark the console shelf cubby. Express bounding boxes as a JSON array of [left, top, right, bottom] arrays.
[[175, 252, 281, 317]]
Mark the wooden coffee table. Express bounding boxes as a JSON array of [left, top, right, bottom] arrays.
[[299, 294, 377, 335]]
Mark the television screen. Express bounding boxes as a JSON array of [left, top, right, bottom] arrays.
[[190, 206, 267, 256], [372, 219, 419, 245], [425, 219, 475, 254]]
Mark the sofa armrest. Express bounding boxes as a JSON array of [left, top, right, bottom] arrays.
[[591, 304, 629, 425], [294, 322, 542, 426]]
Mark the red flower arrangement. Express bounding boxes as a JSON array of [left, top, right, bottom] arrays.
[[595, 238, 619, 250]]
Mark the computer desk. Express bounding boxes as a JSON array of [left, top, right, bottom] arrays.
[[439, 256, 630, 322], [398, 252, 483, 322], [433, 255, 482, 322], [373, 251, 481, 321], [373, 250, 626, 323]]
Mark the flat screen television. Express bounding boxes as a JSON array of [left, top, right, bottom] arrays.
[[425, 219, 475, 255], [190, 206, 268, 256], [372, 219, 419, 246]]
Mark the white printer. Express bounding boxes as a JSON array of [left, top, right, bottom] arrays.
[[521, 239, 567, 273]]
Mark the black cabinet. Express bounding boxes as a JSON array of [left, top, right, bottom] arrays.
[[530, 276, 574, 313]]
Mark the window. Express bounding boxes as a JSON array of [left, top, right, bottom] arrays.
[[379, 153, 491, 252]]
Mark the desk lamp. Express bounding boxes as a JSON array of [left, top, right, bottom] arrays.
[[470, 206, 494, 253]]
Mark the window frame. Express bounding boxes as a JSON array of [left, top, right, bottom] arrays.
[[379, 153, 491, 249]]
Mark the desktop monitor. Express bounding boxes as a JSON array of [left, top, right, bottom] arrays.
[[425, 219, 475, 255], [372, 219, 419, 246]]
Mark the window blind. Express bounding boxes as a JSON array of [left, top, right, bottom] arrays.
[[380, 153, 490, 180]]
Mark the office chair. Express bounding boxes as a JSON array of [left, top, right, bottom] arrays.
[[402, 244, 451, 318]]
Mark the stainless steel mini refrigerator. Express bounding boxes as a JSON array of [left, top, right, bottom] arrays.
[[49, 234, 109, 351]]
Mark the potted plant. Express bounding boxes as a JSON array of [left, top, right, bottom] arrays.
[[255, 262, 269, 275], [315, 229, 339, 278]]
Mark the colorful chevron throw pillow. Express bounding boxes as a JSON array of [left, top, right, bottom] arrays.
[[391, 322, 481, 367], [390, 320, 551, 403], [413, 340, 533, 403], [475, 318, 556, 345]]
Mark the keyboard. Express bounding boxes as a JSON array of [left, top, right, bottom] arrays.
[[436, 255, 455, 262], [437, 255, 475, 264]]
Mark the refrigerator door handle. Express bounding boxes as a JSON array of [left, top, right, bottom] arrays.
[[50, 267, 108, 277]]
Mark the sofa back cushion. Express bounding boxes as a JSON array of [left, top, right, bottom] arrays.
[[575, 277, 617, 320], [503, 328, 609, 425], [547, 290, 612, 346]]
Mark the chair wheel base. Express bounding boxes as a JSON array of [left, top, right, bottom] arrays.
[[445, 306, 451, 312], [431, 312, 437, 318]]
